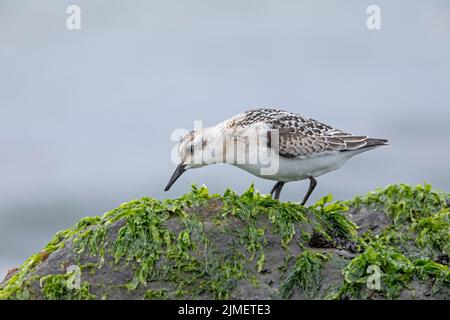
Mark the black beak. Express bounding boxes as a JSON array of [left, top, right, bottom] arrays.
[[164, 163, 186, 191]]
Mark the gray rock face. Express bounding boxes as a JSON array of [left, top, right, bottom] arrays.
[[1, 184, 449, 300]]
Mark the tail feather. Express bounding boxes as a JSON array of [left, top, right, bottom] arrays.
[[364, 138, 389, 149], [341, 138, 388, 152]]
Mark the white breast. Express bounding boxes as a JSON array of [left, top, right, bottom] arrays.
[[233, 151, 351, 182]]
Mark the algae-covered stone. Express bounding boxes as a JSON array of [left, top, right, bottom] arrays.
[[1, 183, 449, 300]]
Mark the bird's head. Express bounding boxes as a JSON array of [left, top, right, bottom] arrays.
[[164, 128, 220, 191]]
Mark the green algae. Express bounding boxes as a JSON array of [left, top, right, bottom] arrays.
[[40, 272, 95, 300], [341, 245, 414, 299], [412, 209, 450, 259], [334, 249, 450, 300], [1, 183, 449, 300], [332, 183, 450, 299], [280, 249, 329, 298], [144, 289, 167, 299], [0, 252, 50, 300], [220, 184, 308, 247], [348, 183, 448, 225], [313, 194, 358, 245], [220, 184, 355, 248]]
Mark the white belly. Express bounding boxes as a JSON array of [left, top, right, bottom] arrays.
[[233, 152, 351, 182]]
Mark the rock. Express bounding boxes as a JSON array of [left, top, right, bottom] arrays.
[[1, 183, 449, 300]]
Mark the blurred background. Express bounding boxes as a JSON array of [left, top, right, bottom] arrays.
[[1, 0, 449, 278]]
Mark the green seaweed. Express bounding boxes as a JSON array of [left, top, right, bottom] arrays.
[[414, 258, 450, 287], [341, 245, 414, 299], [313, 194, 358, 244], [412, 209, 450, 259], [348, 183, 448, 225], [40, 272, 95, 300], [327, 184, 450, 300], [144, 289, 167, 299], [280, 249, 328, 298], [1, 183, 449, 300]]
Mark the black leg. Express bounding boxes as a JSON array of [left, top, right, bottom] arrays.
[[270, 181, 285, 200], [301, 176, 317, 206], [270, 182, 279, 196]]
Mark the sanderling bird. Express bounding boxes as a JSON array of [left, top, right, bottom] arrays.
[[164, 108, 388, 205]]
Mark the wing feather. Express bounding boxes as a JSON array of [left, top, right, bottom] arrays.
[[226, 108, 386, 158]]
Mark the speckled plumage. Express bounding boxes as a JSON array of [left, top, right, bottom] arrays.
[[225, 108, 387, 158], [165, 107, 388, 205]]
